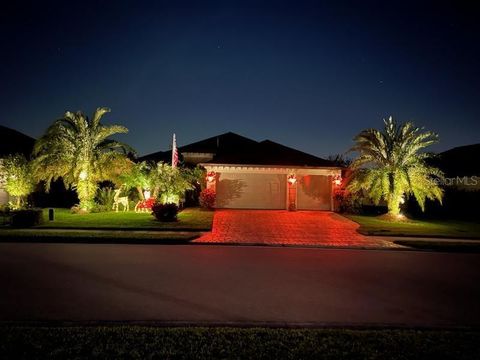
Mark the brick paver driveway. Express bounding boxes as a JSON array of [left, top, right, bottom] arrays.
[[195, 210, 397, 248]]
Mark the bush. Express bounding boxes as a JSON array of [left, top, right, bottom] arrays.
[[199, 188, 216, 209], [94, 187, 115, 212], [333, 189, 361, 214], [151, 202, 179, 222], [10, 209, 44, 227]]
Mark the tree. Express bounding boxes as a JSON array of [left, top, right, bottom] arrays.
[[118, 161, 150, 201], [149, 162, 197, 204], [33, 107, 134, 211], [347, 116, 444, 218], [1, 154, 36, 209]]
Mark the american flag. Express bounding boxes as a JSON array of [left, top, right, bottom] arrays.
[[171, 133, 178, 168]]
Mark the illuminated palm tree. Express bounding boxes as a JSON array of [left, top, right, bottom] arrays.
[[348, 116, 444, 218], [33, 107, 134, 211]]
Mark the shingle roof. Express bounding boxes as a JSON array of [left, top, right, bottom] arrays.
[[428, 143, 480, 177], [138, 150, 172, 163], [0, 125, 35, 158], [179, 132, 258, 154], [139, 132, 337, 168], [208, 139, 336, 167]]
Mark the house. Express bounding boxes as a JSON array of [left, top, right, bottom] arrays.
[[140, 132, 342, 210], [0, 125, 35, 205], [429, 143, 480, 191]]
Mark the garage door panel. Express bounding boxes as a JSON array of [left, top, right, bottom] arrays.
[[297, 175, 331, 210], [216, 173, 286, 209]]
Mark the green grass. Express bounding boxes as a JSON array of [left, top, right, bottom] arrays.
[[36, 207, 214, 231], [0, 326, 478, 359], [346, 215, 480, 239]]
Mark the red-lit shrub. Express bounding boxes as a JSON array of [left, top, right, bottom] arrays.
[[199, 188, 216, 209]]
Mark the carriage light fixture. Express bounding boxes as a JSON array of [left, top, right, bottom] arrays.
[[287, 174, 297, 185], [333, 175, 342, 186]]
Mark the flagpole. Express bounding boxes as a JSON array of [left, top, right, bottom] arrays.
[[172, 133, 178, 168]]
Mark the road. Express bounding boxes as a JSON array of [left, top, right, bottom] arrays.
[[1, 243, 479, 327]]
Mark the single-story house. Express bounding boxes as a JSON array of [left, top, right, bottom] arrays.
[[140, 132, 342, 210]]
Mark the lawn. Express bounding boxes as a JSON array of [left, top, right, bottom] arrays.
[[36, 207, 214, 231], [346, 215, 480, 239], [0, 326, 478, 359]]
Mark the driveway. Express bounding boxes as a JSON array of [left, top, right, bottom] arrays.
[[1, 243, 479, 326], [196, 210, 397, 248]]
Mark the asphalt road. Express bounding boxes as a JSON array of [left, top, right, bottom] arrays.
[[1, 243, 479, 327]]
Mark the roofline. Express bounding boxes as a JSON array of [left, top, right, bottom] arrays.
[[200, 162, 343, 170]]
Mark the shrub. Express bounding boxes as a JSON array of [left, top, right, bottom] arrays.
[[10, 209, 44, 227], [2, 154, 36, 209], [199, 188, 216, 209], [94, 187, 115, 212], [151, 202, 179, 222], [333, 189, 361, 214]]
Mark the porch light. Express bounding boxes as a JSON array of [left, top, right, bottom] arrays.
[[287, 174, 297, 185], [333, 175, 342, 186], [206, 171, 216, 183]]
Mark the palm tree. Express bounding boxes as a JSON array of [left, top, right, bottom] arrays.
[[348, 116, 443, 218], [33, 107, 134, 211]]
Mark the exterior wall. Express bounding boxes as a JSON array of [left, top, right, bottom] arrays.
[[203, 164, 341, 210]]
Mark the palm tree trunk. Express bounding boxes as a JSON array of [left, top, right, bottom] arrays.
[[387, 193, 401, 217]]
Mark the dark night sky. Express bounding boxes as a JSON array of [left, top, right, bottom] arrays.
[[1, 0, 479, 158]]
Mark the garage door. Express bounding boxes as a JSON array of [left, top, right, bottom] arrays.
[[216, 173, 286, 209], [297, 175, 331, 210]]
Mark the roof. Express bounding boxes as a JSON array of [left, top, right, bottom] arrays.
[[209, 140, 337, 167], [0, 125, 35, 158], [429, 143, 480, 177], [138, 150, 172, 163], [180, 132, 258, 154], [138, 132, 258, 163], [139, 131, 337, 168]]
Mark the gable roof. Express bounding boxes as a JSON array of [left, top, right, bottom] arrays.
[[140, 132, 337, 168], [138, 149, 172, 163], [180, 132, 258, 154], [209, 139, 336, 167], [138, 132, 258, 163], [0, 125, 36, 158]]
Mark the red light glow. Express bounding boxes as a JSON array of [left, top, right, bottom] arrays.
[[287, 174, 297, 185], [206, 171, 216, 183], [333, 175, 342, 186]]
